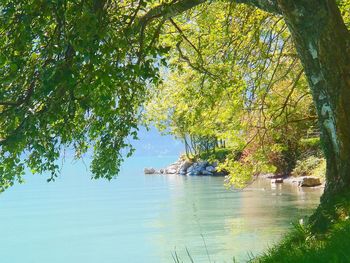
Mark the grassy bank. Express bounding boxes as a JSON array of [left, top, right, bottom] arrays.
[[255, 220, 350, 263], [255, 191, 350, 263], [173, 218, 350, 263]]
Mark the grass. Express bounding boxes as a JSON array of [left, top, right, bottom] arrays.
[[255, 192, 350, 263], [254, 220, 350, 263], [173, 220, 350, 263]]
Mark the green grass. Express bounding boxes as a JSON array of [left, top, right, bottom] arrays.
[[171, 219, 350, 263], [254, 219, 350, 263], [255, 192, 350, 263]]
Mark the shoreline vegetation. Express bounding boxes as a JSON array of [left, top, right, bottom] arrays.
[[145, 138, 334, 262], [144, 137, 326, 188], [144, 155, 325, 188]]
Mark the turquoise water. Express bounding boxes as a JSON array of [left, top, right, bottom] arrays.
[[0, 156, 322, 263]]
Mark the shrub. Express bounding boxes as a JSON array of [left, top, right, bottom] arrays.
[[220, 150, 276, 188], [299, 137, 322, 158], [292, 156, 326, 178]]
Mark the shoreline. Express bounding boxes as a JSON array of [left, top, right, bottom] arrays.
[[144, 156, 325, 188]]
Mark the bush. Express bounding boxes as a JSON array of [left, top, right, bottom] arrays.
[[299, 137, 323, 158], [197, 147, 240, 163], [220, 150, 276, 188], [292, 156, 326, 178]]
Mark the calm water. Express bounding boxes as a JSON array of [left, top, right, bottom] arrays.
[[0, 156, 322, 263]]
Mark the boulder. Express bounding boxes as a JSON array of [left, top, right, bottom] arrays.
[[206, 166, 216, 173], [186, 161, 208, 176], [187, 171, 200, 176], [276, 178, 283, 183], [186, 164, 196, 173], [178, 160, 193, 175], [197, 161, 208, 172], [299, 177, 321, 187], [165, 166, 178, 174], [144, 168, 156, 174], [202, 170, 213, 176]]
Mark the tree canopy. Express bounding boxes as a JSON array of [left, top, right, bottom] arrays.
[[0, 0, 349, 195], [144, 2, 319, 186]]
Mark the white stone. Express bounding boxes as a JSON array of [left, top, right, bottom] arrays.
[[144, 168, 156, 174]]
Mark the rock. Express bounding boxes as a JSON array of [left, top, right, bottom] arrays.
[[187, 171, 200, 176], [144, 168, 156, 174], [186, 161, 208, 176], [299, 177, 321, 187], [197, 161, 208, 171], [179, 160, 193, 174], [206, 166, 216, 173], [202, 170, 213, 176], [186, 164, 196, 174], [165, 167, 178, 174], [261, 173, 278, 179], [164, 161, 181, 174], [271, 178, 283, 183]]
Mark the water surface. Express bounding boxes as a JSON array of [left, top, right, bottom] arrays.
[[0, 156, 322, 263]]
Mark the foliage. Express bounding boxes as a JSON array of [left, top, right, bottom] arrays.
[[197, 147, 236, 163], [0, 0, 168, 189], [292, 156, 326, 178], [299, 137, 323, 158], [0, 0, 348, 192], [219, 150, 276, 188], [145, 2, 317, 187]]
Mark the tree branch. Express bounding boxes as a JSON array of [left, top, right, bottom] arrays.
[[137, 0, 281, 30], [138, 0, 207, 27], [235, 0, 281, 14]]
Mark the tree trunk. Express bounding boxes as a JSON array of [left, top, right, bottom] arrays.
[[277, 0, 350, 231]]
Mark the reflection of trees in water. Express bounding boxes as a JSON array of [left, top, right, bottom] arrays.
[[237, 179, 322, 239], [148, 176, 322, 262]]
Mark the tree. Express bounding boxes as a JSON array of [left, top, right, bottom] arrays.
[[0, 0, 349, 230], [145, 2, 317, 184], [0, 0, 166, 188], [141, 0, 350, 231]]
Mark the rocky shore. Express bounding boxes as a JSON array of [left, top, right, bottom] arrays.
[[144, 158, 226, 176], [261, 173, 324, 188], [144, 158, 324, 187]]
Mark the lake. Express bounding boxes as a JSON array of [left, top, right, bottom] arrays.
[[0, 156, 322, 263]]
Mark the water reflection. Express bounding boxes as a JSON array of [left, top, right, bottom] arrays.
[[147, 176, 322, 262], [0, 158, 322, 263]]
